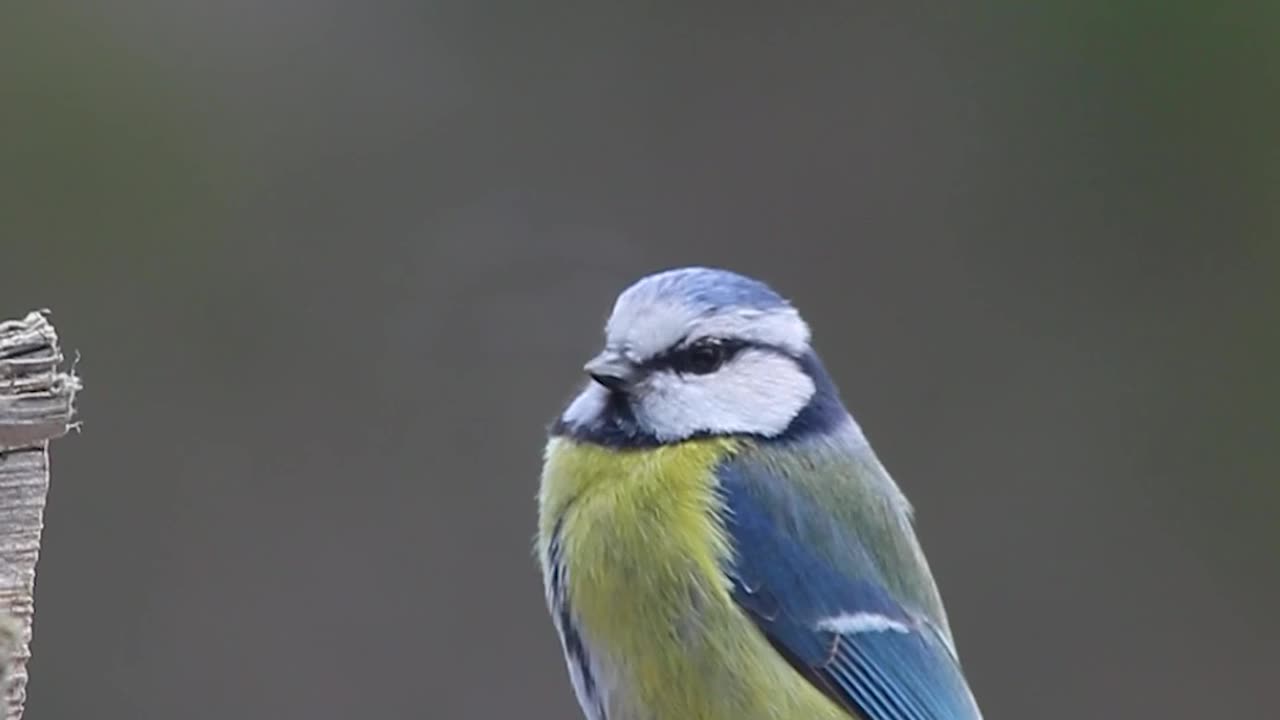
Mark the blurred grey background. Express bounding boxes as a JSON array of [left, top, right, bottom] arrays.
[[2, 3, 1277, 718]]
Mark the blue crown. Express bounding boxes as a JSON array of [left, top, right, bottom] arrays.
[[623, 267, 790, 313]]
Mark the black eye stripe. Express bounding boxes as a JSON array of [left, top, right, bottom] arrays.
[[646, 338, 750, 375]]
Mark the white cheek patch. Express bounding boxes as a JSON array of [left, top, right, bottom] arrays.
[[632, 350, 816, 441]]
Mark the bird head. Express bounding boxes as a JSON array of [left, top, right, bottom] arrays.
[[557, 267, 848, 446]]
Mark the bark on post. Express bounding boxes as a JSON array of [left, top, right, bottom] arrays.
[[0, 312, 80, 719]]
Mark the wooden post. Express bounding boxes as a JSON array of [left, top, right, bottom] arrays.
[[0, 312, 80, 719]]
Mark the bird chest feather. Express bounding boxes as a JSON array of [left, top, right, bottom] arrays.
[[539, 437, 740, 647], [537, 438, 849, 720]]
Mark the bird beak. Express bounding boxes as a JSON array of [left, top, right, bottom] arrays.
[[583, 350, 637, 391]]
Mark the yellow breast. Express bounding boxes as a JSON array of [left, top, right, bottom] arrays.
[[538, 437, 848, 720]]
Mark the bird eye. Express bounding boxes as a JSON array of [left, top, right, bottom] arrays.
[[673, 339, 730, 375]]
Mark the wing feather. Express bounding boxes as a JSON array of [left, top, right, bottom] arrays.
[[718, 460, 982, 720]]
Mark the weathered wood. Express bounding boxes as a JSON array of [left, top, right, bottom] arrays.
[[0, 312, 79, 719]]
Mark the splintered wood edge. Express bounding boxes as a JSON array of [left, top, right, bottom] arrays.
[[0, 311, 80, 719], [0, 312, 81, 452]]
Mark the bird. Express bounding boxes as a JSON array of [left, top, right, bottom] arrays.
[[536, 267, 982, 720]]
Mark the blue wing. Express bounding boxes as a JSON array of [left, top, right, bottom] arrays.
[[718, 461, 982, 720]]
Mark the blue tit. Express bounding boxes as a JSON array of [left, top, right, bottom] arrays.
[[537, 267, 983, 720]]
